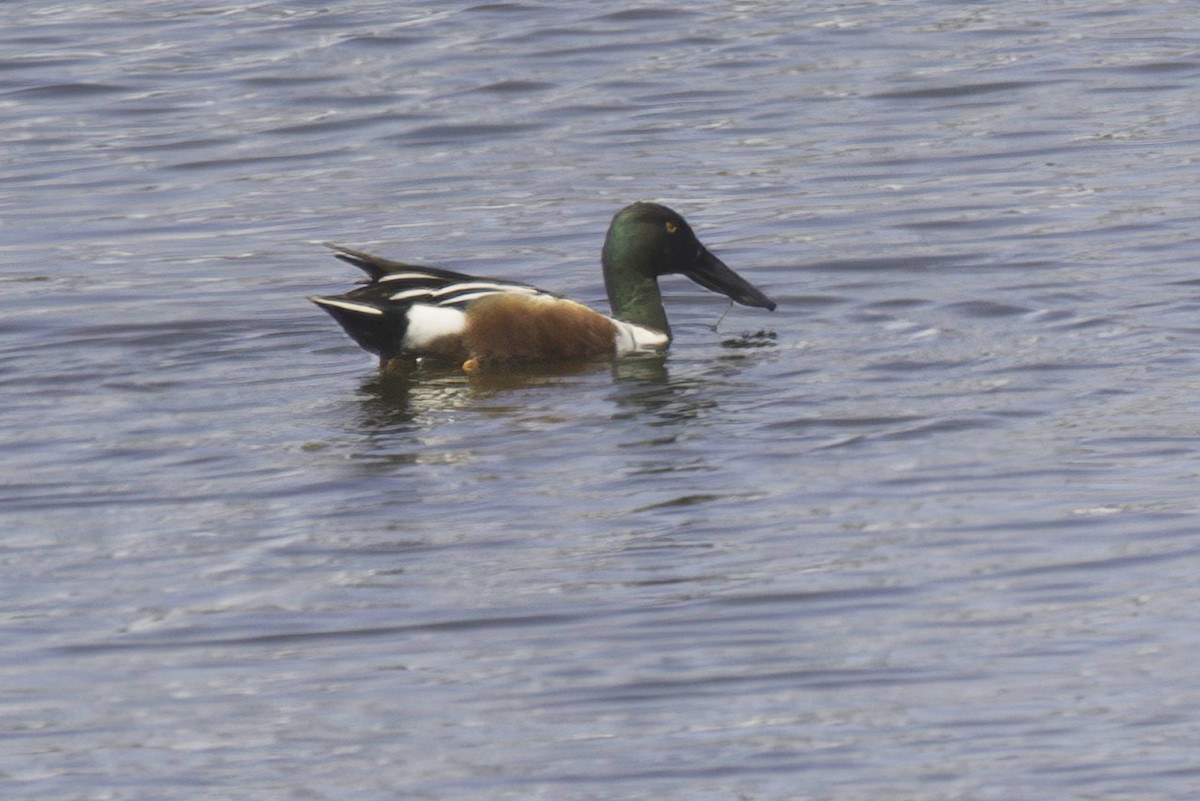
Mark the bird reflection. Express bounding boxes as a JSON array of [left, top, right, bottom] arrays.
[[353, 358, 636, 432], [350, 327, 774, 434]]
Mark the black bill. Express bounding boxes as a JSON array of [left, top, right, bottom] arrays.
[[683, 246, 776, 311]]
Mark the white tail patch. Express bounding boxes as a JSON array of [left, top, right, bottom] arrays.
[[403, 304, 467, 349]]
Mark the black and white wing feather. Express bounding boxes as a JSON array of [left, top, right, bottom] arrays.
[[323, 242, 556, 308], [310, 243, 559, 360]]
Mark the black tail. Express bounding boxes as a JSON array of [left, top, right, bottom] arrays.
[[313, 244, 486, 362], [309, 296, 409, 360]]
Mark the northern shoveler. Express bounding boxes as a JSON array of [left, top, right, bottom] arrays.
[[310, 202, 776, 371]]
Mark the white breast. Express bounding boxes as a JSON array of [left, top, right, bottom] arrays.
[[610, 318, 670, 354]]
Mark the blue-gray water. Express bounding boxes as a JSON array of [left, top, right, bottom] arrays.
[[4, 2, 1200, 799]]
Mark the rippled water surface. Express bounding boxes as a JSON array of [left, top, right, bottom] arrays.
[[4, 2, 1200, 799]]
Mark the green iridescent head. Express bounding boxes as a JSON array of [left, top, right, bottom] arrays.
[[601, 202, 775, 338]]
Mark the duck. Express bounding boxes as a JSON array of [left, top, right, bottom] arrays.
[[310, 201, 776, 371]]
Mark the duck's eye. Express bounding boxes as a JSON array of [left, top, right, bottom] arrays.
[[665, 221, 678, 234]]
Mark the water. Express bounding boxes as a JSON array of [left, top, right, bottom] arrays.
[[3, 1, 1200, 799]]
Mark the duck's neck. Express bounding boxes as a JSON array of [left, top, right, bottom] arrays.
[[602, 237, 671, 339]]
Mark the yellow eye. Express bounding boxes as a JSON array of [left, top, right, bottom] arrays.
[[665, 221, 678, 234]]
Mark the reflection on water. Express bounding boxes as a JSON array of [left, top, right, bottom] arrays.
[[352, 350, 760, 438], [354, 352, 682, 414], [355, 358, 635, 430]]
